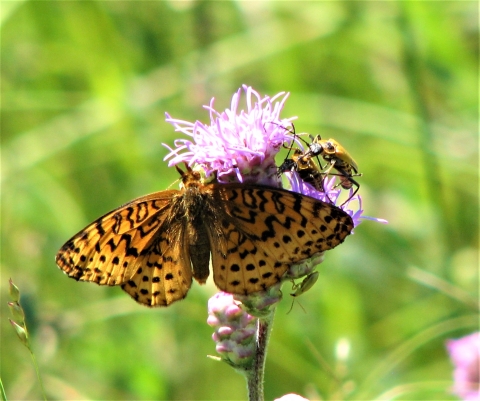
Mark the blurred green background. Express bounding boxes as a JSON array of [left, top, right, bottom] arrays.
[[1, 1, 478, 400]]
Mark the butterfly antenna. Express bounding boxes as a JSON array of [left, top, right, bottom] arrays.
[[175, 163, 185, 176]]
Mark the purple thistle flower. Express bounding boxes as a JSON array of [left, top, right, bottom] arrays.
[[164, 84, 382, 228], [165, 85, 295, 186], [446, 332, 480, 401]]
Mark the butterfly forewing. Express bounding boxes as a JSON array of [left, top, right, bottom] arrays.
[[56, 167, 353, 307]]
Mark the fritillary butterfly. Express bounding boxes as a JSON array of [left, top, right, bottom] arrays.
[[56, 164, 353, 307]]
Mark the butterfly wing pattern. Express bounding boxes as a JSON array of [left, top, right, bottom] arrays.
[[207, 184, 352, 294], [56, 190, 195, 306], [56, 166, 353, 307]]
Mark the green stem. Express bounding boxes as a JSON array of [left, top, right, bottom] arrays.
[[0, 377, 8, 401], [247, 308, 276, 401], [29, 350, 47, 401]]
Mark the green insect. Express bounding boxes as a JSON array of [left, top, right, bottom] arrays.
[[287, 271, 320, 314]]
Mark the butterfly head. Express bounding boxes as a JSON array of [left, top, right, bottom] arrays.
[[175, 163, 218, 189]]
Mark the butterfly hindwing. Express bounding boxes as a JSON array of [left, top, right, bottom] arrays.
[[206, 184, 353, 295], [120, 220, 193, 306]]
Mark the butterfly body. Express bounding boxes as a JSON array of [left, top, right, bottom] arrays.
[[56, 165, 353, 307]]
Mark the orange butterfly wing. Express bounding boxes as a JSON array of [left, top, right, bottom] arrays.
[[56, 169, 353, 307], [204, 184, 353, 294], [56, 190, 195, 306]]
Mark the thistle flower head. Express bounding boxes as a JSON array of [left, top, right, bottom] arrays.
[[165, 85, 295, 186]]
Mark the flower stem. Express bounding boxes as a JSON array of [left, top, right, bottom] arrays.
[[30, 350, 47, 401], [247, 307, 277, 401]]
